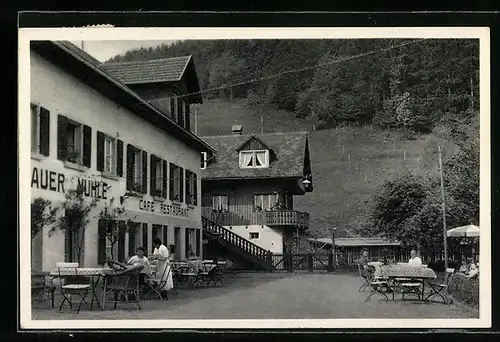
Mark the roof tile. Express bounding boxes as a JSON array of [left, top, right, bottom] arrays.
[[100, 56, 192, 84]]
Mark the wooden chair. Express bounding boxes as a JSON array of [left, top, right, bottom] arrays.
[[399, 279, 423, 301], [425, 268, 455, 305], [145, 261, 170, 300], [365, 266, 391, 302], [31, 271, 56, 309], [57, 267, 92, 313], [101, 265, 143, 310]]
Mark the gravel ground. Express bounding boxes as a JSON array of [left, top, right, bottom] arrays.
[[31, 272, 479, 320]]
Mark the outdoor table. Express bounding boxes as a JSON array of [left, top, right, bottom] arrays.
[[381, 265, 437, 300], [49, 267, 113, 310]]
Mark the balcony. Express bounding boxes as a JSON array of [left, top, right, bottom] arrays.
[[202, 208, 310, 230]]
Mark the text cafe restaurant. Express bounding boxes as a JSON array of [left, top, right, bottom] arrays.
[[29, 41, 216, 271]]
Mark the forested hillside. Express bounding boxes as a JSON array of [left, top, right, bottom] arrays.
[[107, 39, 479, 135]]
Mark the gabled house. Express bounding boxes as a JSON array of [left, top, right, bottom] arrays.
[[199, 128, 313, 270], [100, 56, 202, 132]]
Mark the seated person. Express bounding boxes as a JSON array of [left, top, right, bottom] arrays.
[[458, 259, 469, 273], [408, 249, 422, 267], [466, 262, 479, 279], [127, 247, 149, 285], [358, 249, 374, 277]]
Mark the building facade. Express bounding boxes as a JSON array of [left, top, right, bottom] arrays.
[[30, 41, 215, 271]]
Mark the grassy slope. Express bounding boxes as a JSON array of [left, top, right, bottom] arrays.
[[195, 99, 454, 238]]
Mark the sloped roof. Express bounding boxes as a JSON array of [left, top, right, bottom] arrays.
[[308, 238, 402, 247], [100, 56, 192, 84], [200, 132, 309, 180]]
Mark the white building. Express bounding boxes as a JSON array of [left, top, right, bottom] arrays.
[[29, 41, 215, 271]]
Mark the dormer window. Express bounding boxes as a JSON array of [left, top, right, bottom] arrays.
[[239, 150, 269, 169]]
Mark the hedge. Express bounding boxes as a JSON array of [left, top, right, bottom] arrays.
[[448, 274, 479, 309]]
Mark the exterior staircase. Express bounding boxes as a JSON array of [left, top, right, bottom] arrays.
[[202, 216, 274, 271]]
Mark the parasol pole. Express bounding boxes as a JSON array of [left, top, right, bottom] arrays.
[[438, 146, 449, 270]]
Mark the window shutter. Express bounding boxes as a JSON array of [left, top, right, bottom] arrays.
[[57, 115, 68, 161], [185, 102, 191, 131], [163, 226, 168, 250], [185, 229, 190, 258], [142, 150, 148, 194], [96, 131, 105, 171], [185, 170, 190, 205], [169, 163, 175, 200], [195, 229, 201, 257], [150, 154, 157, 197], [126, 144, 134, 190], [179, 167, 184, 203], [128, 227, 136, 258], [82, 125, 92, 168], [118, 221, 126, 262], [193, 173, 198, 206], [39, 107, 50, 156], [170, 98, 175, 118], [162, 160, 168, 199], [117, 139, 123, 177], [142, 223, 149, 256], [97, 219, 107, 265]]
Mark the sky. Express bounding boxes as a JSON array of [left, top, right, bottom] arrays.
[[69, 40, 176, 62]]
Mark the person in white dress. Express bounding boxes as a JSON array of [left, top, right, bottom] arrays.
[[408, 249, 422, 267], [149, 237, 174, 293]]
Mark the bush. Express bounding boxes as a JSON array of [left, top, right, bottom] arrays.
[[449, 274, 479, 309], [427, 260, 460, 274]]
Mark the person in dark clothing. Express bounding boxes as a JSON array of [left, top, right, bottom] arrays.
[[358, 248, 374, 277]]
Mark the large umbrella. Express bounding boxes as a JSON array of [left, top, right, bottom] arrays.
[[447, 224, 480, 238]]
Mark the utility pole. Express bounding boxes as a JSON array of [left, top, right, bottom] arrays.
[[438, 146, 449, 270]]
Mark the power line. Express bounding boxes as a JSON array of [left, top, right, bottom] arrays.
[[173, 38, 428, 100]]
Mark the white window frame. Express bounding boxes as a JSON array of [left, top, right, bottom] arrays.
[[104, 136, 117, 174], [66, 119, 83, 165], [239, 150, 269, 169], [201, 152, 207, 170], [249, 232, 260, 240], [212, 194, 228, 212], [133, 150, 143, 188], [31, 104, 41, 154]]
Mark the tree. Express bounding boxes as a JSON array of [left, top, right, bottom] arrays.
[[98, 197, 135, 260], [50, 188, 98, 264], [31, 198, 58, 239]]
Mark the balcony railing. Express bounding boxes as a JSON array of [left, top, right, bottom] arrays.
[[202, 208, 310, 229]]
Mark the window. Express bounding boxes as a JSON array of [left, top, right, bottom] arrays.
[[104, 137, 115, 174], [254, 193, 278, 211], [186, 228, 197, 257], [212, 194, 228, 212], [171, 98, 179, 123], [249, 232, 260, 240], [126, 144, 147, 193], [134, 150, 143, 187], [155, 159, 163, 194], [200, 152, 207, 170], [177, 98, 185, 127], [185, 170, 198, 206], [31, 104, 40, 153], [66, 120, 83, 164], [169, 163, 184, 202], [239, 150, 269, 169]]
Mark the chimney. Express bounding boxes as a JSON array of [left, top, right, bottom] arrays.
[[232, 125, 242, 135]]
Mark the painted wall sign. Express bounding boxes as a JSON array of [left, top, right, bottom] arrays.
[[138, 199, 188, 218], [31, 166, 108, 199]]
